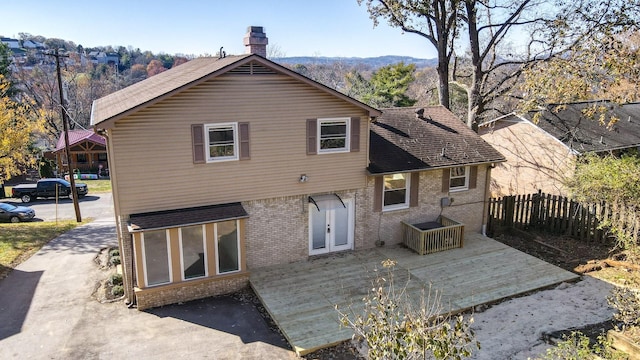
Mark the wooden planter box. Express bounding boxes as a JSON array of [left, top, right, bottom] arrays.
[[608, 329, 640, 359], [401, 215, 464, 255]]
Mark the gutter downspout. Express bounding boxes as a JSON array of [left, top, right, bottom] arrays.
[[482, 164, 493, 236]]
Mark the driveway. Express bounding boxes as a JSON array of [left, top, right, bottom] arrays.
[[2, 192, 114, 222], [0, 198, 296, 359]]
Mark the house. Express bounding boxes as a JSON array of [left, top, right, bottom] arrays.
[[479, 101, 640, 196], [22, 39, 45, 49], [91, 26, 505, 310], [0, 37, 20, 49], [52, 129, 108, 176]]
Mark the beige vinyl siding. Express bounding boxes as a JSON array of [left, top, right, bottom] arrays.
[[110, 74, 370, 215]]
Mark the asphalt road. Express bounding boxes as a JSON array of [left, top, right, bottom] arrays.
[[2, 192, 114, 222]]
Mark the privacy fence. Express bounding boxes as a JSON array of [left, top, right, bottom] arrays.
[[487, 191, 640, 244]]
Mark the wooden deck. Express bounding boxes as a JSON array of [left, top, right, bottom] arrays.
[[249, 234, 579, 355]]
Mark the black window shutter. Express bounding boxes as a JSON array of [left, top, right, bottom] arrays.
[[469, 166, 478, 189], [410, 172, 419, 207], [307, 119, 317, 155], [192, 124, 205, 164], [374, 176, 383, 212], [239, 122, 250, 160], [350, 117, 360, 152], [442, 168, 450, 193]]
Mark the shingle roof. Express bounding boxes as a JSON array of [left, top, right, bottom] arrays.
[[54, 129, 106, 152], [528, 101, 640, 154], [91, 54, 381, 128], [368, 106, 505, 174], [128, 202, 248, 232]]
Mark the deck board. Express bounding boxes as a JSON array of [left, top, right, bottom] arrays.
[[250, 234, 579, 355]]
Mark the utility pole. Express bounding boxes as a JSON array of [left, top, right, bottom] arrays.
[[49, 49, 82, 222]]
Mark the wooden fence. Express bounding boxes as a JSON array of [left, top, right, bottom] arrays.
[[487, 191, 640, 244]]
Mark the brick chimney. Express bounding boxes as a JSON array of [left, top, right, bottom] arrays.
[[243, 26, 268, 57]]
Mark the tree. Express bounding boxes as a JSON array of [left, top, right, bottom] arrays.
[[0, 75, 45, 182], [337, 259, 478, 359], [358, 0, 461, 110], [146, 59, 167, 77], [364, 62, 418, 107], [520, 32, 640, 125], [569, 153, 640, 260], [360, 0, 640, 131]]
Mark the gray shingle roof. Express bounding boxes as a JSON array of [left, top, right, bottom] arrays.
[[368, 106, 505, 174], [128, 203, 248, 232], [529, 101, 640, 154]]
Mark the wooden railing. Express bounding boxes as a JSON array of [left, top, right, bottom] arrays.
[[401, 216, 465, 255]]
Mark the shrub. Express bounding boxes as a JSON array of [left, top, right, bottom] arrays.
[[109, 255, 121, 265], [109, 273, 123, 286], [536, 331, 623, 360], [109, 248, 120, 257], [608, 279, 640, 330], [111, 285, 124, 297], [336, 259, 479, 360]]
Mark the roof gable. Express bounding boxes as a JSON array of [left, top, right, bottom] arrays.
[[54, 129, 106, 152], [368, 106, 505, 174], [91, 54, 381, 128]]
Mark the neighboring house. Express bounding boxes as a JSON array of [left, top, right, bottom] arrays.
[[53, 129, 108, 175], [22, 39, 45, 49], [479, 101, 640, 196], [87, 51, 119, 66], [1, 37, 20, 49], [91, 26, 505, 310]]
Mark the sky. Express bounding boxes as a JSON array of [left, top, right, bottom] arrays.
[[1, 0, 438, 59]]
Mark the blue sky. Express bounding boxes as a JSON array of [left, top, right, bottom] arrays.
[[1, 0, 438, 59]]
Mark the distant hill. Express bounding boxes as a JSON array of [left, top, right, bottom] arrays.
[[273, 55, 437, 69]]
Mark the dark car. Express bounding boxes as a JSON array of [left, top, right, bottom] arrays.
[[0, 202, 36, 223]]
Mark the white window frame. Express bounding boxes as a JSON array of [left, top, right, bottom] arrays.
[[382, 173, 411, 211], [141, 229, 172, 287], [449, 166, 470, 192], [205, 122, 239, 162], [317, 118, 350, 154], [214, 220, 241, 275], [178, 225, 208, 281]]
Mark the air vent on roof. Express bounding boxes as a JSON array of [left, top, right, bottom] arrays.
[[229, 62, 277, 75]]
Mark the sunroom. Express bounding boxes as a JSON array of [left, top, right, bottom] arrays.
[[127, 203, 249, 310]]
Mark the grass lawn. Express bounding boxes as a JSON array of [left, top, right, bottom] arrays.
[[0, 220, 88, 279]]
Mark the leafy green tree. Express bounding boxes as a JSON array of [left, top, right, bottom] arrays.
[[364, 62, 417, 108], [569, 153, 640, 260], [0, 75, 45, 182]]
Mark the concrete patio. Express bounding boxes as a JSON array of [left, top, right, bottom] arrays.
[[250, 233, 580, 355]]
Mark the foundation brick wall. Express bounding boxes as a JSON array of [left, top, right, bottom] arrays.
[[135, 273, 249, 310], [243, 190, 363, 269], [116, 215, 136, 303], [362, 167, 488, 246]]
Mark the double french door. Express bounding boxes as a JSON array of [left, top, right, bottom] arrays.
[[309, 199, 354, 255]]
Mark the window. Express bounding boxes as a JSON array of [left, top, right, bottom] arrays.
[[180, 225, 206, 280], [216, 220, 240, 274], [98, 153, 107, 161], [142, 230, 171, 286], [318, 118, 350, 153], [449, 166, 469, 191], [383, 173, 410, 210], [206, 123, 238, 162], [76, 153, 87, 163]]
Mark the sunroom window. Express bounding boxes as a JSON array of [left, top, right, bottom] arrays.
[[142, 229, 171, 286], [216, 220, 240, 274], [180, 225, 206, 280], [383, 173, 409, 210]]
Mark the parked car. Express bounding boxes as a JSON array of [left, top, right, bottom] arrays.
[[0, 202, 35, 223], [11, 178, 88, 203]]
